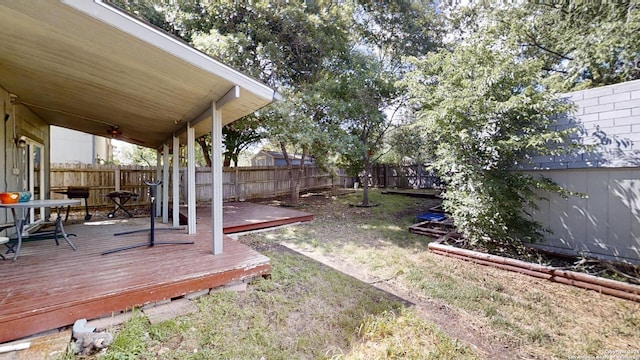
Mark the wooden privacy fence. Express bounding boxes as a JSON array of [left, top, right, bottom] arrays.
[[187, 166, 347, 202], [50, 164, 156, 208], [367, 164, 440, 189], [49, 164, 348, 210]]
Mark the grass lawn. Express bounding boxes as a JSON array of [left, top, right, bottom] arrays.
[[71, 226, 473, 358], [70, 189, 639, 359], [246, 189, 640, 359]]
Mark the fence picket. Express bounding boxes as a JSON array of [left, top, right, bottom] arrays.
[[49, 164, 348, 211], [49, 163, 437, 212]]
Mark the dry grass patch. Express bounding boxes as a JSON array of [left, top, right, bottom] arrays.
[[249, 189, 640, 359], [70, 244, 470, 359]]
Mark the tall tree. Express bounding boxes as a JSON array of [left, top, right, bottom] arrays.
[[337, 0, 442, 205], [403, 32, 576, 247], [183, 2, 351, 204], [329, 53, 395, 206], [222, 116, 263, 167]]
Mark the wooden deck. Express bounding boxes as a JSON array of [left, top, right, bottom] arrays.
[[0, 202, 313, 344], [222, 202, 314, 233]]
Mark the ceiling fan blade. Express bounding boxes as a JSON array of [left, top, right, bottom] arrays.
[[104, 126, 144, 145]]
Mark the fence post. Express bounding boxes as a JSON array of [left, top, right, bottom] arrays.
[[235, 167, 239, 201], [114, 168, 120, 191], [384, 164, 388, 188]]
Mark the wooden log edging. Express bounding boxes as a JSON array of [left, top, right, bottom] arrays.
[[427, 242, 640, 303]]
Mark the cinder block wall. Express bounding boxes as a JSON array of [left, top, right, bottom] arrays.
[[522, 79, 640, 264]]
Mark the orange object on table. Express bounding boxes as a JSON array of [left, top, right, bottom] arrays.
[[0, 192, 20, 204]]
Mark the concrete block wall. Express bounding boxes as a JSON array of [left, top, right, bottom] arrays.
[[522, 79, 640, 171], [524, 80, 640, 264]]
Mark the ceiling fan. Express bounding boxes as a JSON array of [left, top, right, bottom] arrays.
[[105, 126, 144, 145]]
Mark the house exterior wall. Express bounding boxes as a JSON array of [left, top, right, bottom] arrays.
[[522, 79, 640, 264], [251, 153, 274, 167], [1, 88, 51, 224], [251, 151, 315, 167], [50, 126, 113, 164], [50, 126, 95, 164], [94, 136, 113, 164]]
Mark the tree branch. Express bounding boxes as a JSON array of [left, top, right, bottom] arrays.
[[521, 32, 574, 61]]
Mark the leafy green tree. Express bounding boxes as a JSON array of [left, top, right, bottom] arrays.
[[114, 144, 157, 167], [196, 117, 264, 168], [183, 2, 351, 204], [383, 113, 432, 165], [335, 0, 442, 206], [403, 34, 575, 247], [108, 1, 181, 37], [222, 116, 263, 167], [447, 2, 640, 91], [355, 0, 442, 69], [328, 52, 395, 206]]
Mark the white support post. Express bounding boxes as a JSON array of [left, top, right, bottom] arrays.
[[155, 149, 162, 217], [172, 135, 180, 228], [187, 123, 197, 235], [211, 102, 223, 254], [162, 143, 170, 224]]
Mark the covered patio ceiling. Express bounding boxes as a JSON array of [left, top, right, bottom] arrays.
[[0, 1, 277, 149]]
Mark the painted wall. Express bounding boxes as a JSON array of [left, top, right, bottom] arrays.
[[0, 88, 51, 225], [522, 79, 640, 264], [50, 126, 95, 164], [50, 126, 113, 164], [251, 151, 315, 167]]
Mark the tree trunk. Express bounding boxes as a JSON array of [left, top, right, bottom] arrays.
[[297, 152, 306, 202], [362, 150, 371, 206], [197, 137, 212, 167], [280, 142, 299, 206]]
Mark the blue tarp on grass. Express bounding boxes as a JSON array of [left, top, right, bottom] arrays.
[[415, 212, 446, 222]]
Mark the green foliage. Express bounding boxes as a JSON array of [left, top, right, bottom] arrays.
[[404, 34, 575, 245], [114, 144, 157, 167], [519, 2, 640, 90], [108, 1, 182, 39], [100, 312, 153, 360], [336, 0, 441, 205], [329, 52, 394, 174], [180, 1, 353, 202], [383, 112, 433, 165], [223, 115, 263, 167], [355, 0, 442, 70], [448, 2, 640, 91]]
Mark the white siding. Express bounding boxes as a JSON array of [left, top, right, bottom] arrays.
[[529, 168, 640, 264], [50, 126, 94, 164], [526, 80, 640, 264]]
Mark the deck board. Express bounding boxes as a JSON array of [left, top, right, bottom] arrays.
[[221, 202, 314, 233], [0, 202, 311, 344]]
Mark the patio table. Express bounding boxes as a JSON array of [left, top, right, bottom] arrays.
[[0, 199, 80, 260]]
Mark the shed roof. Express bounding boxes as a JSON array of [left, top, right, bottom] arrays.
[[0, 1, 277, 149]]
